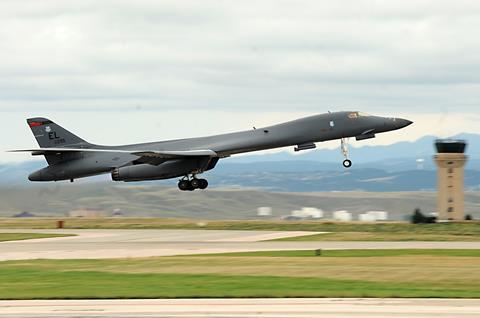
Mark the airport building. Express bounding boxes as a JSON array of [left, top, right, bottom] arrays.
[[358, 211, 388, 222], [333, 210, 352, 222], [283, 207, 323, 220], [434, 140, 468, 221], [257, 207, 272, 217]]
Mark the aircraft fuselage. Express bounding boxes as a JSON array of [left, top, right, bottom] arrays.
[[17, 111, 412, 190]]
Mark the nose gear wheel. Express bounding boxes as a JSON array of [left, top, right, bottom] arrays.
[[342, 159, 352, 168]]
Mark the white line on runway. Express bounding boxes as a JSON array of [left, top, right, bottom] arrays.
[[1, 298, 479, 318]]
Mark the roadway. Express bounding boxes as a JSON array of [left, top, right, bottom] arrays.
[[1, 298, 479, 318], [1, 229, 480, 261]]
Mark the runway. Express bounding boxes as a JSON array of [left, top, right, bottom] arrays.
[[1, 298, 479, 318], [1, 229, 480, 261], [1, 230, 480, 317]]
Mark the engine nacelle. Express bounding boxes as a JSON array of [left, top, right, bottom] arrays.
[[111, 158, 213, 182], [355, 133, 375, 141]]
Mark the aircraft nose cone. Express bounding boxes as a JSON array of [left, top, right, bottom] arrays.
[[382, 117, 413, 132], [397, 118, 413, 128]]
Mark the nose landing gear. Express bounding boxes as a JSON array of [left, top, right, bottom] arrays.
[[342, 159, 352, 168], [178, 175, 209, 191], [341, 138, 352, 168]]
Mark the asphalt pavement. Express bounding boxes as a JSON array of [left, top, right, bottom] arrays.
[[1, 229, 480, 317], [1, 229, 480, 260], [1, 298, 479, 318]]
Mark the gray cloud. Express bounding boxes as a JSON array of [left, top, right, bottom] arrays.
[[0, 0, 479, 114]]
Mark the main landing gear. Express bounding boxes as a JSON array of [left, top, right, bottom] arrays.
[[341, 138, 352, 168], [178, 175, 208, 191]]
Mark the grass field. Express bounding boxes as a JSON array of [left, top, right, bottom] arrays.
[[1, 249, 480, 299], [194, 249, 480, 257], [1, 218, 479, 241], [0, 233, 74, 242]]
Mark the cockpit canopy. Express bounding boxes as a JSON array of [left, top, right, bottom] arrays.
[[347, 111, 371, 119]]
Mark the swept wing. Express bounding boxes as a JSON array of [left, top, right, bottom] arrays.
[[9, 148, 217, 159]]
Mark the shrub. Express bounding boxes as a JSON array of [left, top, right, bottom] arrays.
[[411, 208, 436, 224]]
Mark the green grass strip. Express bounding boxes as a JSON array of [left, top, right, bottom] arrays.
[[0, 268, 478, 299], [0, 233, 74, 242], [1, 218, 480, 236], [194, 249, 480, 257]]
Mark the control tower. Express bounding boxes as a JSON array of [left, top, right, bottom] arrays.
[[434, 140, 468, 221]]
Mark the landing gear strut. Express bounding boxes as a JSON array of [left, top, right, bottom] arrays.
[[178, 175, 208, 191], [341, 138, 352, 168]]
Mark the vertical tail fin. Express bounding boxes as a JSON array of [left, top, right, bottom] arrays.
[[27, 117, 88, 148], [27, 118, 90, 165]]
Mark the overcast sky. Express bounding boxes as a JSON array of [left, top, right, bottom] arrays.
[[2, 0, 480, 162]]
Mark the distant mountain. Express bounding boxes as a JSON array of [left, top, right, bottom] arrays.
[[226, 133, 480, 166], [202, 169, 480, 192], [2, 133, 479, 191], [3, 183, 480, 219], [215, 157, 480, 173], [0, 161, 44, 185]]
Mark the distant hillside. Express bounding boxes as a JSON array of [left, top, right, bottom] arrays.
[[0, 161, 44, 185], [227, 133, 480, 167], [1, 184, 479, 220], [204, 169, 480, 192], [2, 133, 479, 191]]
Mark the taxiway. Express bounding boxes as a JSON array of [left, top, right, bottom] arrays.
[[1, 229, 480, 261], [1, 298, 479, 318]]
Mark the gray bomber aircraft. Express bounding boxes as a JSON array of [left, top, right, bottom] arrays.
[[11, 111, 412, 191]]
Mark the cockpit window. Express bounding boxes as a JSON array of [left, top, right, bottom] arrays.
[[348, 111, 371, 119], [358, 112, 371, 117], [347, 112, 358, 119]]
